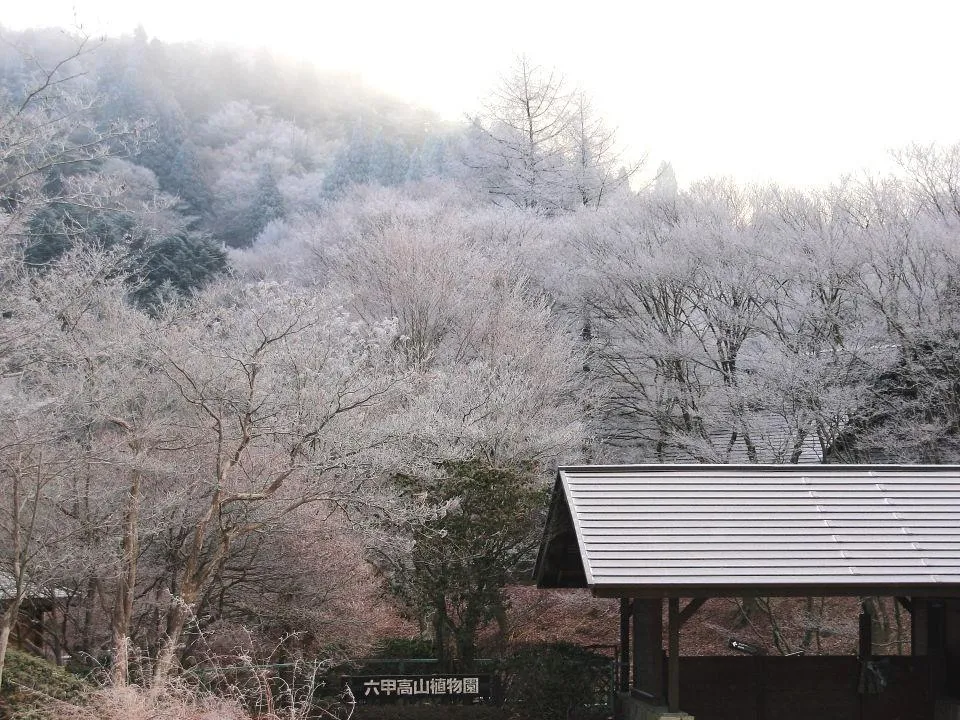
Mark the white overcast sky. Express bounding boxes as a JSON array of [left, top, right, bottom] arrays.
[[6, 0, 960, 188]]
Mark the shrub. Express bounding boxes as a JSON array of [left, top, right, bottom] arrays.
[[372, 638, 435, 659], [498, 643, 612, 720], [56, 685, 252, 720], [0, 649, 89, 719]]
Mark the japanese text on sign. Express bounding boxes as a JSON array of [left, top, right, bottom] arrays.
[[342, 674, 491, 703], [362, 676, 480, 696]]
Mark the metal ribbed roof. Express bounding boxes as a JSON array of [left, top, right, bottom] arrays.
[[535, 465, 960, 598]]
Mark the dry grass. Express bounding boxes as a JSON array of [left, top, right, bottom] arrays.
[[49, 684, 252, 720], [7, 661, 349, 720]]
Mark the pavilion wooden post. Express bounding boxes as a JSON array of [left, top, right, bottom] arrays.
[[858, 610, 872, 658], [668, 597, 680, 713], [619, 599, 632, 692], [912, 597, 929, 656], [928, 598, 946, 655], [632, 598, 664, 703]]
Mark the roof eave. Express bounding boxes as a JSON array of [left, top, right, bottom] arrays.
[[590, 582, 960, 599], [532, 474, 565, 584]]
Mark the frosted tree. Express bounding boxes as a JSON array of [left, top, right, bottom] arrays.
[[562, 92, 641, 209], [575, 179, 886, 464], [143, 280, 409, 681], [0, 402, 79, 686], [331, 213, 488, 369], [576, 194, 705, 458], [0, 40, 147, 683], [0, 242, 156, 686], [291, 185, 590, 662], [343, 228, 586, 662], [468, 56, 638, 213], [829, 166, 960, 462], [0, 41, 137, 262], [468, 55, 574, 212]]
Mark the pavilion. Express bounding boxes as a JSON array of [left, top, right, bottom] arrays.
[[534, 464, 960, 720]]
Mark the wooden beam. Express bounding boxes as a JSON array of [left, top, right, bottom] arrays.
[[632, 599, 664, 703], [679, 598, 707, 627], [929, 598, 946, 656], [668, 597, 680, 713], [619, 599, 631, 693], [858, 611, 872, 658], [912, 597, 929, 656]]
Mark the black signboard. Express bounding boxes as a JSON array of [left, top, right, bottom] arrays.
[[342, 674, 492, 703]]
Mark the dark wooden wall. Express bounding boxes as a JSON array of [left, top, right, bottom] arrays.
[[678, 656, 937, 720]]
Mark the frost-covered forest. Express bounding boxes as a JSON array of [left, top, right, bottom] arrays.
[[3, 25, 960, 719]]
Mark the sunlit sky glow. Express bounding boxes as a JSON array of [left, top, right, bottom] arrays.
[[6, 0, 960, 188]]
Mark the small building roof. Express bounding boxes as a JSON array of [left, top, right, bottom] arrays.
[[0, 573, 69, 602], [534, 464, 960, 598]]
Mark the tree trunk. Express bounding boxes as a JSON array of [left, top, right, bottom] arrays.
[[153, 559, 211, 685], [0, 600, 21, 688], [432, 599, 449, 670], [111, 470, 140, 686], [152, 489, 220, 686], [152, 598, 190, 685], [455, 621, 478, 669], [0, 467, 26, 687], [80, 577, 98, 659]]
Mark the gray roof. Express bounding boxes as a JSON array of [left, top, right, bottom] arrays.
[[0, 572, 69, 602], [534, 464, 960, 598]]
